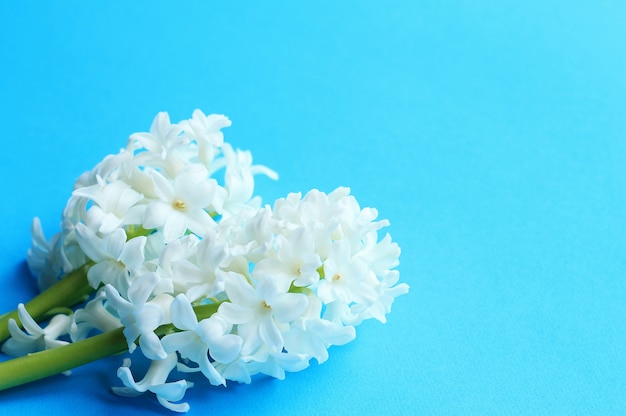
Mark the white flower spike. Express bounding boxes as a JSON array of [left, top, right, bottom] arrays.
[[0, 109, 408, 414]]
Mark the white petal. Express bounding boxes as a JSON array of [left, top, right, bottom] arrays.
[[151, 380, 188, 402], [224, 272, 257, 307], [122, 204, 147, 225], [209, 333, 242, 364], [103, 228, 127, 259], [330, 238, 351, 263], [270, 293, 308, 323], [254, 277, 279, 304], [183, 179, 215, 209], [30, 217, 48, 248], [386, 282, 410, 298], [7, 318, 37, 343], [150, 170, 175, 202], [198, 357, 225, 386], [156, 395, 190, 413], [154, 112, 171, 137], [135, 303, 164, 332], [75, 223, 105, 262], [219, 361, 251, 384], [184, 208, 213, 237], [138, 331, 167, 360], [115, 184, 144, 212], [87, 260, 124, 289], [2, 319, 43, 357], [127, 272, 159, 305], [186, 283, 215, 303], [16, 304, 44, 335], [163, 212, 188, 241], [259, 315, 283, 350], [309, 339, 330, 364], [116, 366, 146, 393], [45, 313, 72, 339], [238, 321, 262, 355], [161, 331, 197, 354], [273, 351, 309, 373], [333, 283, 353, 305], [119, 236, 147, 272], [98, 213, 123, 234], [170, 294, 198, 331], [217, 303, 251, 325], [123, 325, 141, 352], [105, 284, 134, 317], [151, 381, 190, 412], [249, 164, 278, 180], [206, 113, 231, 131], [143, 201, 172, 230], [310, 319, 356, 346]]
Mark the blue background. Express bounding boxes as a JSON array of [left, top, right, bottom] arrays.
[[1, 1, 625, 414]]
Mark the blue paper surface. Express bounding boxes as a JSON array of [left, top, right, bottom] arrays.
[[0, 1, 625, 414]]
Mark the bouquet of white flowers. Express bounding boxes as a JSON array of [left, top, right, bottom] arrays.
[[0, 110, 408, 412]]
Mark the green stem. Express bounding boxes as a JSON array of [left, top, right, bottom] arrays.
[[0, 265, 94, 343], [0, 301, 223, 391], [0, 327, 127, 390]]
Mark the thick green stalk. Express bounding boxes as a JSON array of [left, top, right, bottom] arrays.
[[0, 265, 94, 343], [0, 327, 126, 390]]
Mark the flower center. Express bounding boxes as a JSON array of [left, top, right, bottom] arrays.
[[261, 301, 272, 310], [172, 199, 186, 211], [332, 274, 342, 281]]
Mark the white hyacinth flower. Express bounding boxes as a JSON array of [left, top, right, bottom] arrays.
[[143, 165, 225, 241], [317, 238, 377, 306], [73, 179, 146, 234], [105, 273, 168, 360], [283, 294, 355, 364], [221, 143, 278, 213], [113, 355, 193, 413], [74, 223, 147, 294], [253, 227, 322, 292], [27, 217, 65, 289], [218, 273, 308, 355], [161, 294, 242, 386], [74, 150, 132, 190], [127, 111, 185, 155], [347, 270, 410, 325], [179, 110, 230, 165], [70, 288, 122, 341], [164, 230, 229, 302], [1, 304, 71, 357], [244, 344, 309, 380]]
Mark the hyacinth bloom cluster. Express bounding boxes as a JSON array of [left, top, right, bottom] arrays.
[[0, 110, 408, 412]]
